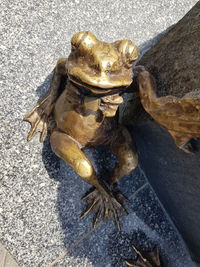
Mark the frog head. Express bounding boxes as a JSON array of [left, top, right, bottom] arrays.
[[67, 31, 138, 95]]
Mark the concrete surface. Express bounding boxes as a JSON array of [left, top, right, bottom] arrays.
[[0, 0, 198, 266]]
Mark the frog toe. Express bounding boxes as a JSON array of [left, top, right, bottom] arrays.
[[111, 184, 129, 204], [80, 187, 128, 230]]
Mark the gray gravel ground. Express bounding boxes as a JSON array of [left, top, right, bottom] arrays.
[[0, 0, 198, 266]]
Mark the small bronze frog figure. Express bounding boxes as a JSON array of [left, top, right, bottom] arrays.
[[24, 31, 139, 229], [125, 245, 161, 267]]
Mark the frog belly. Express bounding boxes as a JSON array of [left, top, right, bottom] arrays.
[[54, 98, 107, 147]]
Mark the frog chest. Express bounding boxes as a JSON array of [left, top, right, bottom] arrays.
[[54, 88, 102, 132]]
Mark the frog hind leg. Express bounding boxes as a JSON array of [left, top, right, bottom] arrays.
[[81, 127, 138, 229], [50, 129, 127, 229], [168, 129, 194, 153], [108, 127, 138, 185], [109, 127, 138, 207]]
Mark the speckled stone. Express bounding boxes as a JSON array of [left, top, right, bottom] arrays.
[[55, 185, 195, 267], [0, 0, 198, 266]]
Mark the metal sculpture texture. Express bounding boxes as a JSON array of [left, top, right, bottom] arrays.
[[125, 245, 161, 267], [24, 31, 200, 230], [24, 31, 139, 229]]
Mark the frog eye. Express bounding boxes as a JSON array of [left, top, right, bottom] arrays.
[[118, 40, 138, 67], [71, 31, 97, 52]]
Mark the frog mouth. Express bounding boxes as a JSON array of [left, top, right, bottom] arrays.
[[68, 75, 128, 96]]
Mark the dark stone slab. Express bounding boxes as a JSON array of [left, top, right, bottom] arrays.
[[131, 120, 200, 263], [60, 184, 195, 267]]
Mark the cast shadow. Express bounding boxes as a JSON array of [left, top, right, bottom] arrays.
[[107, 230, 166, 267], [137, 24, 174, 59], [36, 73, 53, 98]]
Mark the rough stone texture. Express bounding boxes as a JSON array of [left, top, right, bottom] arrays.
[[139, 1, 200, 98], [0, 0, 198, 266], [127, 2, 200, 263], [49, 184, 195, 267]]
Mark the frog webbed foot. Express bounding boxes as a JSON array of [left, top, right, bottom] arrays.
[[23, 96, 54, 142], [80, 185, 128, 230]]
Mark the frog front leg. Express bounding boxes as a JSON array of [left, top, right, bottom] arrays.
[[50, 129, 128, 229], [24, 58, 67, 142]]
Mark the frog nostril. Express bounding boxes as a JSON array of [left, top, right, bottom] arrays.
[[107, 62, 111, 69]]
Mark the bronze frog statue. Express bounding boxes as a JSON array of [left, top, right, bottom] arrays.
[[24, 31, 139, 229]]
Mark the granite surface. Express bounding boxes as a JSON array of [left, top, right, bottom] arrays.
[[133, 120, 200, 263], [0, 0, 198, 266]]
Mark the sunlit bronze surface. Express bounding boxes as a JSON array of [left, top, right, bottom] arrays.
[[125, 245, 161, 267], [138, 69, 200, 153], [68, 31, 138, 90], [24, 31, 139, 229]]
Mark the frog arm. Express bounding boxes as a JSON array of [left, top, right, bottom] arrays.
[[42, 58, 68, 104], [24, 58, 68, 142]]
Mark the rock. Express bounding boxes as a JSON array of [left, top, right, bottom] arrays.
[[126, 2, 200, 263]]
